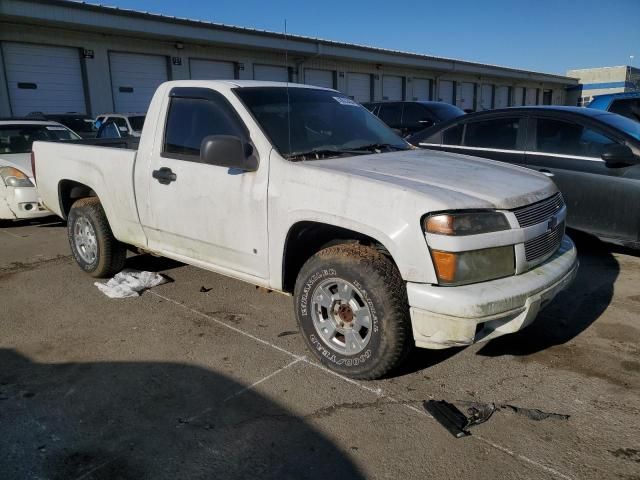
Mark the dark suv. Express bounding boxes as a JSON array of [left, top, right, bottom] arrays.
[[363, 101, 464, 137]]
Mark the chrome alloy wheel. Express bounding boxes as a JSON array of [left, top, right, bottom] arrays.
[[73, 216, 98, 264], [310, 278, 373, 355]]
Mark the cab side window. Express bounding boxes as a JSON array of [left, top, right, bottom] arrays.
[[402, 104, 434, 129], [464, 117, 520, 149], [535, 118, 617, 158], [441, 123, 464, 145], [163, 96, 245, 159], [377, 103, 403, 129]]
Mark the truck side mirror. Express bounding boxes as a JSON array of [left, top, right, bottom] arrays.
[[200, 135, 258, 172], [601, 144, 637, 166]]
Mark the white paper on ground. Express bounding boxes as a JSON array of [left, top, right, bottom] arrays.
[[94, 269, 167, 298]]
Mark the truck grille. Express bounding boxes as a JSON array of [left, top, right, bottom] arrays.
[[513, 193, 564, 228], [525, 222, 565, 262]]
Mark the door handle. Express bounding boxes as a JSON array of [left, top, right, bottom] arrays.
[[539, 169, 554, 178], [152, 167, 177, 185]]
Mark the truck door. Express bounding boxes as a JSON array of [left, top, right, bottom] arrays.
[[138, 87, 269, 280]]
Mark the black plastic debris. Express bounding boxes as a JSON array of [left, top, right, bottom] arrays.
[[501, 404, 570, 421], [199, 286, 212, 293], [423, 400, 496, 438], [277, 330, 298, 337]]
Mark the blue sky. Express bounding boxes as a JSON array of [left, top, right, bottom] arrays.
[[98, 0, 639, 75]]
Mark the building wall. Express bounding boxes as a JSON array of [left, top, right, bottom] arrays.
[[1, 20, 568, 117], [566, 66, 639, 105]]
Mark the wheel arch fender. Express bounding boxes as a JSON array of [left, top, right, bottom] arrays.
[[276, 212, 437, 292]]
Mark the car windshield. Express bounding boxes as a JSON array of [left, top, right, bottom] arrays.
[[128, 116, 146, 131], [426, 103, 465, 122], [235, 87, 409, 159], [597, 112, 640, 141], [0, 124, 81, 154]]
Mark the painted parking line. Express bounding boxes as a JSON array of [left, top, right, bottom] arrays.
[[148, 290, 573, 480]]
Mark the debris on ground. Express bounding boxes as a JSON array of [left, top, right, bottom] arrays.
[[500, 404, 570, 421], [424, 399, 569, 438], [424, 400, 495, 438], [94, 269, 167, 298], [199, 286, 212, 293], [277, 331, 298, 337]]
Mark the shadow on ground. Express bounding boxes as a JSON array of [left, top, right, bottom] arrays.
[[0, 216, 64, 229], [478, 230, 620, 358], [124, 253, 186, 274], [0, 350, 364, 480]]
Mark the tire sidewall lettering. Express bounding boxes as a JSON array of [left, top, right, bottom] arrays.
[[298, 266, 381, 369]]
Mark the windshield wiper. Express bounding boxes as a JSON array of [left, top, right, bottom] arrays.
[[286, 148, 366, 161], [350, 143, 409, 153]]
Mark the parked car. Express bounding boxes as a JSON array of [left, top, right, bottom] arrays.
[[95, 113, 146, 137], [26, 113, 97, 138], [96, 120, 129, 139], [409, 106, 640, 248], [0, 119, 81, 220], [363, 101, 465, 137], [588, 91, 640, 123], [33, 81, 577, 379]]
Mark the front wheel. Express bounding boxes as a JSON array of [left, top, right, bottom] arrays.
[[67, 197, 126, 278], [294, 243, 413, 379]]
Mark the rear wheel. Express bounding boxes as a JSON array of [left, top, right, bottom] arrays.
[[67, 197, 126, 278], [294, 243, 413, 379]]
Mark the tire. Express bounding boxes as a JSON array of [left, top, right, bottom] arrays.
[[67, 197, 126, 278], [294, 243, 413, 380]]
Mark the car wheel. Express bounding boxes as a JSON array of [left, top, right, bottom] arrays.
[[294, 243, 413, 379], [67, 197, 126, 278]]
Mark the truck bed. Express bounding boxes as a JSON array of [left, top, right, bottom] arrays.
[[32, 141, 146, 247]]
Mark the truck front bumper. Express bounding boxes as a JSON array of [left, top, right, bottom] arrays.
[[407, 236, 578, 349], [0, 186, 50, 220]]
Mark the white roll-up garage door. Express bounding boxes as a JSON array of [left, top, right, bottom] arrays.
[[437, 80, 454, 104], [190, 59, 235, 80], [109, 52, 168, 113], [2, 42, 86, 116], [412, 78, 431, 101], [513, 87, 525, 106], [456, 82, 475, 111], [346, 73, 371, 103], [495, 86, 510, 108], [525, 87, 538, 105], [382, 75, 403, 101], [254, 64, 289, 82], [479, 84, 493, 110], [304, 69, 334, 89]]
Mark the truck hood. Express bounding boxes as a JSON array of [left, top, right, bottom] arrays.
[[303, 149, 556, 210], [0, 153, 33, 177]]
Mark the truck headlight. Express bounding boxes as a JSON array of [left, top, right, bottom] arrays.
[[424, 211, 509, 236], [431, 246, 515, 286], [0, 167, 34, 188]]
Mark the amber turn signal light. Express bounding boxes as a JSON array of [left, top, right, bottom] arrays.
[[431, 250, 457, 283]]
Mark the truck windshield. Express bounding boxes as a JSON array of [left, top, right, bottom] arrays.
[[235, 87, 409, 159], [0, 124, 81, 154]]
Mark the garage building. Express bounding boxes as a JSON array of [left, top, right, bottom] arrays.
[[0, 0, 578, 117]]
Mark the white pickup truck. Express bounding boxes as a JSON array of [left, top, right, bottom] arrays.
[[33, 80, 578, 379]]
